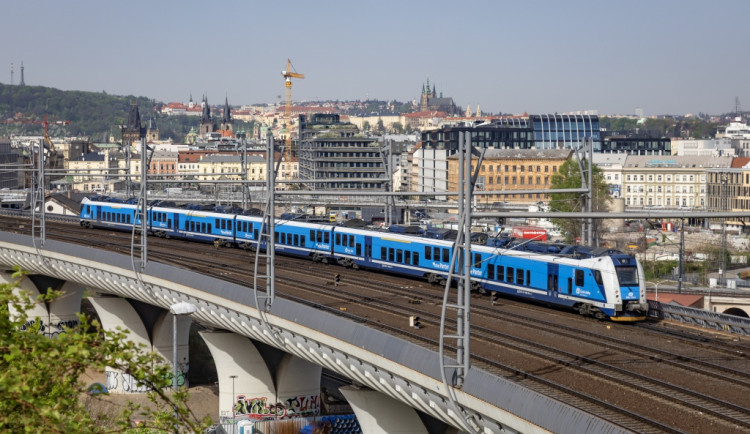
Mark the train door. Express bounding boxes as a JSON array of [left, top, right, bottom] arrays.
[[547, 263, 560, 296], [364, 236, 372, 264]]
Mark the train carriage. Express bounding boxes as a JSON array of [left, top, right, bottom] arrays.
[[474, 244, 647, 321], [273, 219, 333, 261], [80, 198, 137, 231], [80, 197, 647, 322], [234, 215, 264, 250]]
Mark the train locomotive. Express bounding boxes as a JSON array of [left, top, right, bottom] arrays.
[[80, 197, 647, 322]]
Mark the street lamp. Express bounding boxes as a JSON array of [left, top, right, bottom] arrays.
[[169, 302, 197, 392], [230, 375, 238, 428]]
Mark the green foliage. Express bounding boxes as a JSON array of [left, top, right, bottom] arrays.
[[0, 266, 212, 433], [599, 116, 720, 139], [0, 83, 152, 139], [548, 158, 612, 243]]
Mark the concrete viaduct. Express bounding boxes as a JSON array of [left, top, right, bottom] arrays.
[[0, 231, 629, 434]]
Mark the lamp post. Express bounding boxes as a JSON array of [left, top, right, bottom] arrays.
[[230, 374, 238, 429], [169, 302, 197, 392]]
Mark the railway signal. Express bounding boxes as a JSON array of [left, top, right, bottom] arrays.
[[409, 315, 421, 329]]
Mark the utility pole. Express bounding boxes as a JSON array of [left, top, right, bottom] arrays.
[[678, 218, 684, 294], [720, 174, 728, 287]]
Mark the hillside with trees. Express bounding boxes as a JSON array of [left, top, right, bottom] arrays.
[[0, 83, 154, 140], [0, 84, 254, 142]]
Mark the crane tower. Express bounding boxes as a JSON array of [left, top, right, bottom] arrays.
[[281, 59, 304, 162]]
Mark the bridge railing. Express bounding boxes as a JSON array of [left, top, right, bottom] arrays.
[[648, 300, 750, 336]]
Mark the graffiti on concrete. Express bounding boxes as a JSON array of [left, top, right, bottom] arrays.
[[105, 370, 150, 393], [234, 394, 320, 420], [19, 318, 80, 338]]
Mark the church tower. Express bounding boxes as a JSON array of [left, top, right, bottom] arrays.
[[219, 96, 233, 132], [121, 102, 145, 146], [199, 95, 215, 135]]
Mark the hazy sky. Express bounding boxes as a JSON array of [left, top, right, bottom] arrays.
[[2, 1, 747, 116]]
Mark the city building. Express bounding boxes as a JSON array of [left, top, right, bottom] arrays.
[[0, 137, 24, 189], [671, 138, 735, 157], [418, 78, 459, 115], [446, 149, 572, 205], [592, 153, 627, 198], [599, 136, 672, 155], [297, 114, 384, 191], [530, 114, 600, 150], [621, 155, 732, 209], [68, 151, 119, 193]]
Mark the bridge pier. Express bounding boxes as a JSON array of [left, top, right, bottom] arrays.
[[340, 385, 429, 434], [200, 330, 322, 421], [1, 271, 84, 337], [88, 296, 192, 393]]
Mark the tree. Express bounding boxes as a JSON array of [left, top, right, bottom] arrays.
[[0, 267, 212, 433], [391, 122, 404, 134], [548, 158, 612, 243]]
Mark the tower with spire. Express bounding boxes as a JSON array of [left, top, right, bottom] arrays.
[[418, 78, 459, 115], [19, 61, 25, 86], [199, 95, 215, 135], [121, 102, 145, 146], [219, 96, 233, 132]]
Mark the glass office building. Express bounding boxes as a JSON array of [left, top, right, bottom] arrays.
[[530, 114, 600, 150]]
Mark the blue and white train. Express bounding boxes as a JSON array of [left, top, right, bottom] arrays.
[[80, 197, 648, 322]]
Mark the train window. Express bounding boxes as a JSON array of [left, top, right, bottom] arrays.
[[275, 232, 280, 243], [594, 270, 603, 285], [349, 235, 354, 246], [497, 266, 504, 281], [473, 253, 482, 268], [301, 235, 306, 245], [216, 219, 220, 228], [433, 247, 440, 261], [516, 268, 524, 285], [357, 244, 362, 256], [425, 246, 432, 260], [310, 230, 315, 240], [366, 244, 372, 257], [442, 249, 449, 263], [396, 250, 403, 263], [412, 251, 418, 264], [318, 232, 323, 243], [336, 234, 341, 245], [127, 215, 131, 224], [507, 267, 514, 283], [228, 221, 232, 231], [254, 229, 259, 240], [324, 232, 330, 243], [567, 278, 572, 293], [381, 247, 386, 258], [294, 234, 299, 245], [488, 264, 495, 280], [575, 270, 584, 286], [526, 270, 530, 286], [388, 248, 395, 262], [404, 251, 411, 265]]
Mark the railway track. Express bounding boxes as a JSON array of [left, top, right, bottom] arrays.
[[3, 215, 750, 432]]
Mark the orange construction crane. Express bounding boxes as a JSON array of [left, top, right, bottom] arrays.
[[281, 59, 304, 162], [1, 114, 71, 152]]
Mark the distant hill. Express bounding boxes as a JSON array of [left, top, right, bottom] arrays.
[[0, 83, 155, 140], [0, 84, 258, 142]]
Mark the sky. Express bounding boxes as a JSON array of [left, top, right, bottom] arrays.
[[1, 0, 748, 117]]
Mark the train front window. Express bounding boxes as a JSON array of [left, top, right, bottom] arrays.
[[616, 267, 639, 286]]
